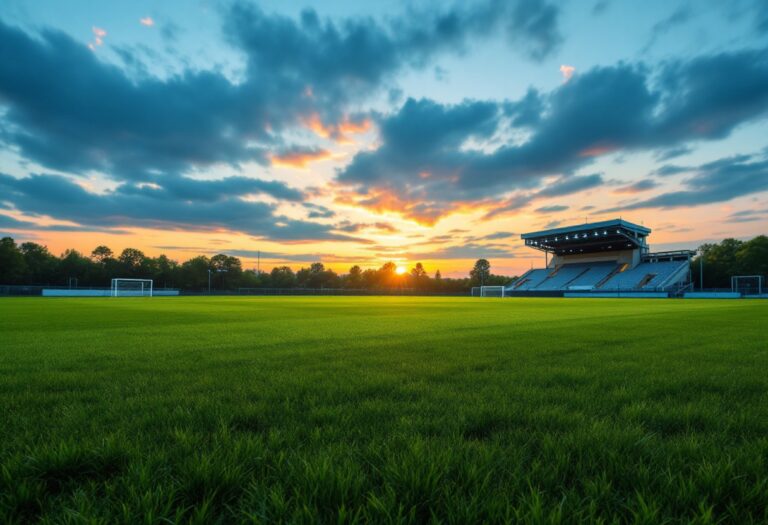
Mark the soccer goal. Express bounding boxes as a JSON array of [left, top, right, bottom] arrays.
[[731, 275, 763, 296], [111, 278, 153, 297], [480, 285, 506, 297]]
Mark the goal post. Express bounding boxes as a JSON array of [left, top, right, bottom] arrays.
[[731, 275, 763, 296], [479, 285, 506, 298], [111, 278, 153, 297]]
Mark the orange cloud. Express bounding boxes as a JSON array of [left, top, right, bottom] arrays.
[[334, 187, 482, 226], [270, 148, 332, 169], [560, 64, 575, 82], [303, 113, 373, 143], [140, 17, 154, 27], [303, 113, 333, 138], [337, 117, 372, 136]]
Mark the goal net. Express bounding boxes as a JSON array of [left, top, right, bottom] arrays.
[[731, 275, 763, 296], [480, 285, 506, 297], [111, 278, 153, 297]]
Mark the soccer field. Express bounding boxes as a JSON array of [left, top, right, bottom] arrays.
[[1, 297, 767, 523]]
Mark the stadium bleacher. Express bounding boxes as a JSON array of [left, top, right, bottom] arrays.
[[505, 219, 694, 296], [600, 260, 688, 290]]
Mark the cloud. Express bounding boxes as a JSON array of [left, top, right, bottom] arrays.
[[655, 146, 693, 161], [726, 208, 768, 223], [0, 0, 561, 182], [407, 243, 519, 260], [0, 213, 128, 234], [559, 64, 575, 82], [88, 26, 107, 50], [472, 231, 517, 241], [335, 221, 398, 233], [336, 46, 768, 221], [535, 204, 569, 212], [592, 0, 611, 15], [653, 164, 691, 177], [603, 153, 768, 211], [613, 179, 658, 193], [140, 17, 154, 27], [536, 174, 605, 198], [643, 6, 693, 51], [303, 203, 336, 219], [270, 147, 332, 169], [0, 173, 357, 242]]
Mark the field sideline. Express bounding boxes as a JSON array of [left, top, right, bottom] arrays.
[[1, 297, 767, 523]]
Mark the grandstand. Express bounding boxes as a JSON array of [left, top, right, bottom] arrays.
[[508, 219, 693, 296]]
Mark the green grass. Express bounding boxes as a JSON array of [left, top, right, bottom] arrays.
[[1, 296, 767, 524]]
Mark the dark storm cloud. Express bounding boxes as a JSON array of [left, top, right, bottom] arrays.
[[603, 154, 768, 211], [0, 173, 357, 242], [338, 46, 768, 220], [0, 0, 561, 181]]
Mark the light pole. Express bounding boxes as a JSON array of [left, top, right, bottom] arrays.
[[698, 249, 704, 291], [208, 268, 228, 294]]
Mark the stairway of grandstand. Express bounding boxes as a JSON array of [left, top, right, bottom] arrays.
[[510, 259, 688, 292]]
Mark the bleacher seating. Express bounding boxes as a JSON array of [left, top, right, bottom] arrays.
[[564, 262, 617, 289], [599, 260, 688, 290], [535, 263, 590, 290], [511, 269, 550, 290]]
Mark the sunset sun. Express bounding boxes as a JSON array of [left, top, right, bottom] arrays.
[[395, 266, 407, 275]]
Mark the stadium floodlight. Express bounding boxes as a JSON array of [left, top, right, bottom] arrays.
[[111, 278, 153, 297], [480, 286, 506, 298]]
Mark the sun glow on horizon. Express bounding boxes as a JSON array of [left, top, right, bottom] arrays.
[[395, 266, 407, 275]]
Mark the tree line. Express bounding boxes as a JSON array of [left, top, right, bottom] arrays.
[[2, 235, 764, 291], [691, 235, 768, 289], [0, 237, 512, 292]]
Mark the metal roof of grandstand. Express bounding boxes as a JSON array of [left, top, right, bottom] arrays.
[[521, 219, 651, 255], [522, 219, 650, 239]]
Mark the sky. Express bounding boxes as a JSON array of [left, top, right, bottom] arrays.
[[0, 0, 767, 277]]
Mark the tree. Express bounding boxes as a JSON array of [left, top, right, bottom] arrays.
[[346, 265, 363, 288], [270, 266, 296, 288], [58, 249, 92, 285], [118, 248, 148, 276], [180, 255, 211, 290], [153, 254, 179, 288], [91, 245, 114, 263], [410, 262, 429, 289], [470, 259, 491, 286], [434, 269, 442, 291], [692, 236, 768, 288], [20, 242, 57, 284], [210, 254, 243, 289], [0, 237, 26, 284], [379, 262, 398, 288]]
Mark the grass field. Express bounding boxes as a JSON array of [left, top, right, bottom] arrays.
[[1, 297, 767, 523]]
